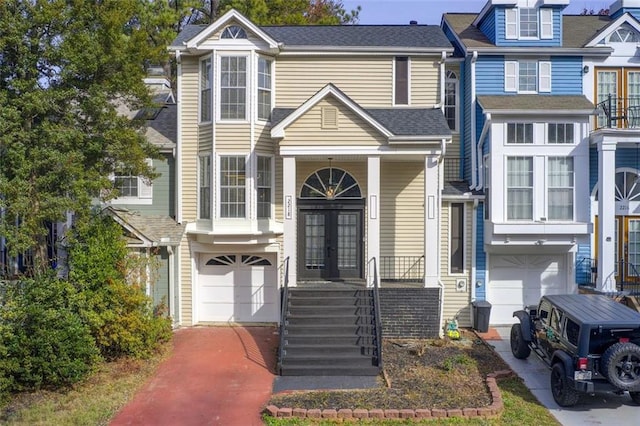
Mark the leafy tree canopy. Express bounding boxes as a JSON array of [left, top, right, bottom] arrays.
[[0, 0, 158, 272]]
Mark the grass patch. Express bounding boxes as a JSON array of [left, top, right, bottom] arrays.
[[0, 342, 171, 425]]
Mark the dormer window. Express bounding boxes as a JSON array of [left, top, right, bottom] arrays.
[[609, 25, 640, 43], [505, 8, 553, 40], [221, 25, 247, 39]]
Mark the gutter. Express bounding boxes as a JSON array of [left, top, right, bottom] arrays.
[[470, 51, 478, 189], [470, 198, 478, 326], [175, 50, 183, 224], [475, 112, 492, 190]]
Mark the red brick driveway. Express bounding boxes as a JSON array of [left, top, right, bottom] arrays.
[[110, 326, 278, 426]]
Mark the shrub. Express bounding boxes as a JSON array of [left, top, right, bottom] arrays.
[[0, 276, 100, 397], [67, 214, 172, 359]]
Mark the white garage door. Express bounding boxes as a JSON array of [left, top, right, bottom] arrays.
[[197, 254, 278, 323], [487, 255, 567, 325]]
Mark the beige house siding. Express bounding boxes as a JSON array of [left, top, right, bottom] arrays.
[[198, 124, 213, 151], [275, 56, 393, 107], [380, 162, 424, 257], [280, 98, 387, 146], [179, 236, 194, 326], [215, 124, 252, 152], [411, 57, 440, 106], [254, 123, 274, 154], [440, 201, 473, 328], [181, 57, 200, 222]]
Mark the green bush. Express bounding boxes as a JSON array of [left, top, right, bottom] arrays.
[[68, 214, 171, 359], [0, 277, 100, 397]]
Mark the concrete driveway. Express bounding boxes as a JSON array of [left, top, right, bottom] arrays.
[[110, 326, 278, 426], [488, 327, 640, 425]]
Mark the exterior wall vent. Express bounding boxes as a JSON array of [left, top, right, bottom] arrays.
[[455, 278, 467, 292], [321, 106, 338, 129]]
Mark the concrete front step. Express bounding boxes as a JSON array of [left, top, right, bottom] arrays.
[[280, 365, 380, 376], [282, 353, 376, 367]]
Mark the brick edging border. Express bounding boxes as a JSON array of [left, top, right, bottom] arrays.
[[264, 369, 514, 420]]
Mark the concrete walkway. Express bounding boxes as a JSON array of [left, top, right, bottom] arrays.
[[484, 326, 640, 426], [110, 326, 278, 426]]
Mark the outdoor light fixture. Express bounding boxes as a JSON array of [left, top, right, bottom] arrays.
[[583, 65, 589, 74]]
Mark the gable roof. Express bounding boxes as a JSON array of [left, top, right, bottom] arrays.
[[271, 84, 451, 142], [105, 207, 185, 247], [477, 95, 595, 114], [583, 12, 640, 46], [171, 10, 453, 53]]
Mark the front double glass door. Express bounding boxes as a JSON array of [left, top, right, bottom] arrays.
[[300, 209, 362, 280]]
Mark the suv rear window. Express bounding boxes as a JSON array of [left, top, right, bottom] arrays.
[[564, 318, 579, 346]]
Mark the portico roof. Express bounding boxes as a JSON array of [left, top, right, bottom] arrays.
[[477, 95, 596, 115]]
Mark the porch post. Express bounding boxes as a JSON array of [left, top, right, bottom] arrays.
[[424, 155, 440, 287], [367, 156, 381, 287], [597, 139, 617, 292], [283, 156, 297, 286]]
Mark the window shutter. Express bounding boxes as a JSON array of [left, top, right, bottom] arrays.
[[139, 159, 153, 199], [505, 9, 517, 39], [540, 8, 553, 39], [539, 61, 552, 93], [505, 61, 518, 92]]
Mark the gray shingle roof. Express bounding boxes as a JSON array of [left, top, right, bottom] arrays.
[[443, 13, 612, 50], [366, 108, 451, 137], [260, 25, 452, 48], [171, 24, 453, 50], [106, 207, 185, 246], [146, 104, 177, 149], [477, 95, 595, 112], [443, 181, 483, 197]]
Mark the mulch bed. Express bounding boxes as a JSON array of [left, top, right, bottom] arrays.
[[268, 329, 510, 410]]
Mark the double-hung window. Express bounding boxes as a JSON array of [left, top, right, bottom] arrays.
[[257, 156, 272, 219], [548, 157, 574, 221], [394, 56, 409, 105], [220, 156, 246, 218], [114, 176, 138, 197], [112, 159, 153, 204], [507, 157, 533, 220], [548, 124, 574, 144], [200, 57, 212, 122], [505, 8, 553, 40], [220, 56, 247, 120], [199, 155, 211, 219], [444, 70, 458, 131], [505, 60, 551, 93], [450, 203, 464, 273], [519, 8, 538, 38], [507, 123, 533, 144], [257, 57, 272, 121]]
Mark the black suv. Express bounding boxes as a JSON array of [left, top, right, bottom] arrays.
[[511, 294, 640, 406]]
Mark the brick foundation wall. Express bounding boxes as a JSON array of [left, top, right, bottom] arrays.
[[379, 288, 441, 338]]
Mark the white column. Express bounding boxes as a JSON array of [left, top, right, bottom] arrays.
[[367, 157, 381, 287], [597, 139, 617, 292], [424, 155, 440, 287], [283, 157, 297, 286]]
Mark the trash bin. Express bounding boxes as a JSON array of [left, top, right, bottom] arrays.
[[472, 300, 492, 333]]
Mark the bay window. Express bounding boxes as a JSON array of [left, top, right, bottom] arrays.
[[507, 157, 533, 220], [257, 57, 272, 121], [257, 156, 272, 219], [200, 57, 212, 122], [220, 156, 246, 218], [199, 155, 211, 219]]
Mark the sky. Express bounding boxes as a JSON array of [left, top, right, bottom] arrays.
[[341, 0, 613, 25]]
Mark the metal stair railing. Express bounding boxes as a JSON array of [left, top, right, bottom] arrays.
[[277, 256, 290, 374], [369, 256, 383, 370]]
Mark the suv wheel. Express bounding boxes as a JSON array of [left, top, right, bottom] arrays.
[[551, 362, 579, 407], [510, 323, 531, 359], [601, 342, 640, 391]]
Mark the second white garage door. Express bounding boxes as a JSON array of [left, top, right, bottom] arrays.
[[487, 254, 568, 325], [197, 253, 278, 323]]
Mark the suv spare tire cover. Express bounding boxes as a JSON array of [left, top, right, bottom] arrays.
[[601, 342, 640, 391]]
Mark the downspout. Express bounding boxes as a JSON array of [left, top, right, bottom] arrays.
[[167, 245, 176, 326], [475, 112, 492, 190], [470, 51, 478, 189], [470, 198, 478, 326], [175, 50, 183, 224]]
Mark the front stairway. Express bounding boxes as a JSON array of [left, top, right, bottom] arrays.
[[278, 287, 381, 376]]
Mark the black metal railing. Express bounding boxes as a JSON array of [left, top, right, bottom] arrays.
[[277, 256, 290, 372], [575, 257, 640, 294], [380, 256, 424, 282], [369, 257, 383, 370], [595, 95, 640, 130]]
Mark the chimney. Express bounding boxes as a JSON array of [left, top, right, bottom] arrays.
[[409, 20, 418, 25]]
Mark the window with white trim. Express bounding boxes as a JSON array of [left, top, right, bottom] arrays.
[[220, 156, 246, 218], [221, 25, 247, 39], [507, 157, 533, 220], [505, 8, 553, 40], [200, 57, 212, 122], [257, 57, 272, 121], [507, 123, 533, 144], [112, 159, 153, 204], [450, 203, 464, 273], [444, 70, 458, 131], [394, 56, 409, 105], [548, 157, 574, 221], [257, 156, 272, 219], [220, 56, 247, 120], [199, 155, 211, 219], [505, 60, 551, 93], [548, 123, 574, 144]]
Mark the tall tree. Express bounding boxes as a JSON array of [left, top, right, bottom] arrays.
[[0, 0, 158, 275]]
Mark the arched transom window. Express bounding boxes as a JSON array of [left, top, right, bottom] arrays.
[[221, 25, 247, 39], [300, 168, 361, 200], [594, 169, 640, 201]]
